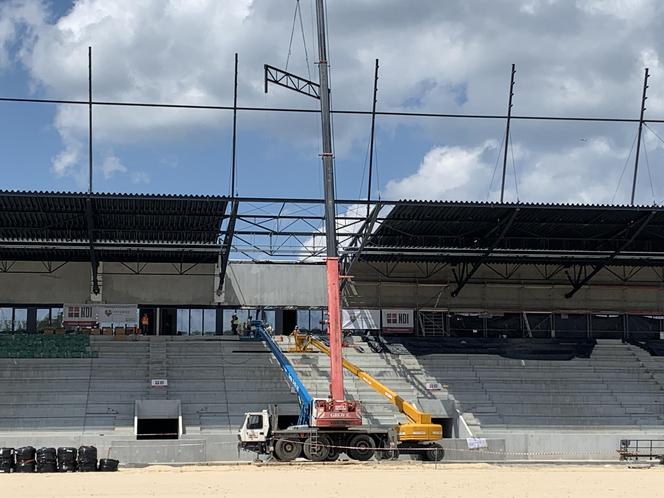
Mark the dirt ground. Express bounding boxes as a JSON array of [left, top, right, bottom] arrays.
[[2, 462, 662, 498]]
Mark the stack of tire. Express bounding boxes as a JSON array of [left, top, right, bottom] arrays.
[[14, 446, 36, 473], [0, 448, 13, 473], [98, 458, 119, 472], [36, 447, 57, 473], [77, 446, 97, 472], [57, 447, 77, 472]]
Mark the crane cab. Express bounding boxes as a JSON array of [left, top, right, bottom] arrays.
[[239, 410, 270, 446]]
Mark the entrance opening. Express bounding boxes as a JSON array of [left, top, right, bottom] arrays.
[[138, 308, 156, 335], [282, 309, 297, 335], [137, 418, 179, 440], [432, 417, 455, 439], [160, 308, 177, 336], [135, 400, 182, 440]]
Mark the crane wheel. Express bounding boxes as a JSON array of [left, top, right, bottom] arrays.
[[303, 436, 330, 462], [423, 443, 444, 462], [326, 446, 340, 462], [274, 438, 301, 462], [347, 434, 376, 461]]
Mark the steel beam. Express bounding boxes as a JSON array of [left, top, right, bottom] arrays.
[[85, 198, 100, 294], [341, 202, 382, 292], [216, 200, 239, 295], [565, 210, 657, 298], [450, 207, 519, 297], [264, 64, 321, 100]]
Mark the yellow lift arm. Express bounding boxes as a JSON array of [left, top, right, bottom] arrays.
[[292, 333, 442, 442]]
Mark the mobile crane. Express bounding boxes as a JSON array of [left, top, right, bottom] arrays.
[[291, 333, 445, 461], [238, 322, 397, 462]]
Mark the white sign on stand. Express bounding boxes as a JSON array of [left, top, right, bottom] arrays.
[[342, 309, 380, 330]]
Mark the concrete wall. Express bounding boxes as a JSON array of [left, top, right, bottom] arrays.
[[0, 260, 326, 307], [345, 261, 664, 314], [220, 262, 326, 307]]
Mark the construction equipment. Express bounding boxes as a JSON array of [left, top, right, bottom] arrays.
[[238, 322, 396, 461], [291, 332, 444, 460]]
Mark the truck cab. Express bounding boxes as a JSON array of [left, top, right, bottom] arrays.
[[238, 410, 271, 453]]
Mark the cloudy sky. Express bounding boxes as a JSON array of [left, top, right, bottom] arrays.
[[1, 0, 664, 205]]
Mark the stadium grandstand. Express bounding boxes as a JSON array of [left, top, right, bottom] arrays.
[[2, 189, 664, 462]]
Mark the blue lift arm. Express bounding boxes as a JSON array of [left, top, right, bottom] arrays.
[[251, 321, 313, 425]]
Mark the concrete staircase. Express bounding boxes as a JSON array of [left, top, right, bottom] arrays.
[[416, 339, 664, 430]]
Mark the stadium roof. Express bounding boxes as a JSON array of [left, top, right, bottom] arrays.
[[361, 200, 664, 266], [0, 190, 229, 263]]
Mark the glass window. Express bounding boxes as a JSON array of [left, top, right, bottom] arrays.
[[247, 414, 263, 430], [37, 309, 50, 331], [177, 309, 190, 335], [190, 309, 203, 335], [51, 308, 63, 328], [0, 308, 12, 332], [14, 308, 27, 333], [297, 310, 310, 331], [203, 309, 216, 335]]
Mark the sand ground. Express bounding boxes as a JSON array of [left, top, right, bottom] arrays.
[[2, 462, 662, 498]]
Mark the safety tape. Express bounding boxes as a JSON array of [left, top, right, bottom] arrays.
[[268, 436, 620, 457]]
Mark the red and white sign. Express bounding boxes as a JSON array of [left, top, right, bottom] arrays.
[[381, 309, 414, 334], [63, 304, 96, 327]]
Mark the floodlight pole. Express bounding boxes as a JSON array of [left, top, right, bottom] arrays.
[[88, 46, 93, 194], [500, 64, 516, 203], [367, 58, 379, 217], [231, 53, 239, 197], [631, 67, 649, 206]]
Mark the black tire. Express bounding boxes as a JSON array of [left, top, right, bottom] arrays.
[[274, 438, 301, 462], [422, 443, 444, 462], [303, 436, 329, 462], [376, 448, 399, 460], [325, 447, 340, 462], [347, 434, 376, 461]]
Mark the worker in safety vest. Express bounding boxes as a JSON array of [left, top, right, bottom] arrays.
[[140, 313, 149, 335], [231, 314, 240, 335]]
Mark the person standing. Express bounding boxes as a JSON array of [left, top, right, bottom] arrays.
[[140, 313, 149, 335], [231, 314, 239, 335]]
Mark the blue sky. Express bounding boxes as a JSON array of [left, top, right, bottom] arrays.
[[2, 0, 664, 205]]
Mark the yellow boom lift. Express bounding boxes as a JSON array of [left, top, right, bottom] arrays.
[[291, 333, 444, 459]]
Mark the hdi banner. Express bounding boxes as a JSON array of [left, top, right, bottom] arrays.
[[64, 304, 138, 326], [381, 309, 415, 334]]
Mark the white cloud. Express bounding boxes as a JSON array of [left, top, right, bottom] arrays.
[[2, 0, 664, 202], [385, 142, 498, 201], [101, 154, 127, 179]]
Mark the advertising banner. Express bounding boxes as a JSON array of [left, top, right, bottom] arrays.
[[381, 309, 415, 334], [342, 309, 380, 330], [64, 304, 138, 326]]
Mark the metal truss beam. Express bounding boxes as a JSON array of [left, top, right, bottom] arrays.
[[264, 64, 320, 100], [565, 210, 657, 298], [450, 207, 519, 297], [341, 202, 382, 292], [217, 200, 239, 295]]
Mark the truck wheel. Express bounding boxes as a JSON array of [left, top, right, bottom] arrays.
[[274, 438, 301, 462], [348, 434, 376, 461], [303, 436, 330, 462], [423, 443, 444, 462]]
